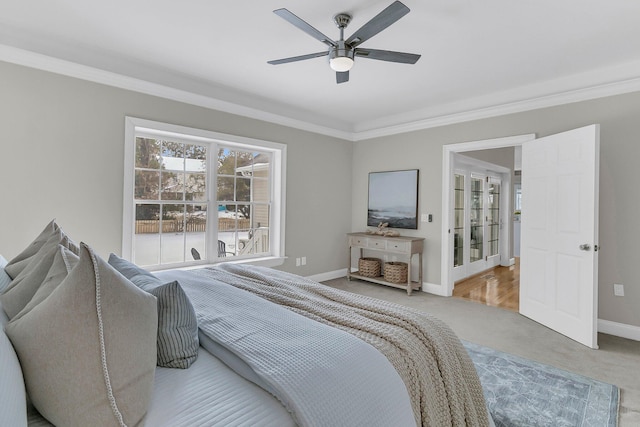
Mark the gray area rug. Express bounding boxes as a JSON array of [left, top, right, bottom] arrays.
[[463, 341, 619, 427]]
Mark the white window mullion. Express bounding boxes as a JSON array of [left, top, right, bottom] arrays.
[[124, 117, 285, 269], [207, 143, 217, 263]]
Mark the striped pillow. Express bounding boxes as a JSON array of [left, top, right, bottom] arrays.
[[148, 281, 199, 369], [107, 254, 199, 369]]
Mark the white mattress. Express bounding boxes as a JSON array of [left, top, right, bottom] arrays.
[[26, 346, 295, 426]]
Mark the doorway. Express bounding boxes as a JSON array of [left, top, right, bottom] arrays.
[[452, 154, 510, 283], [441, 133, 534, 297], [451, 151, 521, 311], [441, 126, 600, 349]]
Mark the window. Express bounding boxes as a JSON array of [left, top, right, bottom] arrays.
[[123, 117, 286, 269]]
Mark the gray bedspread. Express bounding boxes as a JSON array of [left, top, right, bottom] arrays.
[[157, 268, 416, 427], [158, 264, 489, 427]]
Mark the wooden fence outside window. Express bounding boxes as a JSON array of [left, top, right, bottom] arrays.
[[135, 218, 251, 233]]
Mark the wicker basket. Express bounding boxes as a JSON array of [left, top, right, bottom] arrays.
[[358, 257, 382, 277], [384, 262, 408, 283]]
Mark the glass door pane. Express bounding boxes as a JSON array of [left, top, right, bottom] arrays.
[[488, 181, 500, 257], [470, 177, 484, 263], [453, 174, 465, 267]]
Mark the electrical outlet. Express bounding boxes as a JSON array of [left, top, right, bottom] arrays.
[[301, 256, 307, 266], [613, 283, 625, 297], [296, 257, 301, 267]]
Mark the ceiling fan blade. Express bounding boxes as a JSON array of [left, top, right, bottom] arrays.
[[346, 1, 410, 48], [273, 9, 336, 48], [336, 71, 349, 84], [355, 48, 420, 64], [268, 51, 329, 65]]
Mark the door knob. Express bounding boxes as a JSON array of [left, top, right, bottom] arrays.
[[579, 244, 591, 251]]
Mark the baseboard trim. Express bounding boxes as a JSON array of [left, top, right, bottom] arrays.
[[311, 270, 449, 297], [310, 270, 640, 342], [598, 319, 640, 342], [307, 269, 348, 283], [421, 282, 450, 296], [501, 258, 515, 267]]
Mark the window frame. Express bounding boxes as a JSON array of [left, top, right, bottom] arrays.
[[123, 117, 286, 270]]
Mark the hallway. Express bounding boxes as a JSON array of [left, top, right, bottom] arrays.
[[453, 258, 520, 312]]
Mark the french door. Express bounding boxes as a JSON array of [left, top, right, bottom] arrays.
[[453, 169, 503, 281]]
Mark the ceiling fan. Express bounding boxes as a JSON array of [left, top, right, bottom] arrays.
[[268, 1, 421, 84]]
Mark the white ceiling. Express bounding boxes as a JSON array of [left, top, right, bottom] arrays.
[[3, 0, 640, 140]]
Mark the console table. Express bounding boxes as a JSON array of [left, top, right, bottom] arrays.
[[347, 232, 424, 295]]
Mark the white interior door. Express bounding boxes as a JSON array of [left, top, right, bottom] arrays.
[[520, 124, 600, 349]]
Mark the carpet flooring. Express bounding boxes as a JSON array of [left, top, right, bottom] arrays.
[[322, 277, 640, 426]]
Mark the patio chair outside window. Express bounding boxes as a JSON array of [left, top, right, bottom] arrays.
[[217, 240, 234, 257]]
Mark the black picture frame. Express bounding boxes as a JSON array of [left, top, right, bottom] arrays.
[[367, 169, 419, 229]]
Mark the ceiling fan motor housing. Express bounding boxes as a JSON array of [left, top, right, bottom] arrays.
[[330, 13, 354, 71], [330, 40, 355, 62]]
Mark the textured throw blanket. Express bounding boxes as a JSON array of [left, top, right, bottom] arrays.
[[214, 264, 489, 427], [157, 268, 416, 427]]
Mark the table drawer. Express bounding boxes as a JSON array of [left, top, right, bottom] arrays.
[[350, 236, 368, 246], [367, 238, 386, 250], [386, 241, 409, 252]]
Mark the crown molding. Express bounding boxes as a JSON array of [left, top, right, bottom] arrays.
[[0, 44, 353, 141], [3, 44, 640, 143], [353, 74, 640, 141]]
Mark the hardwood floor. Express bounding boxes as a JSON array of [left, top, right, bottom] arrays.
[[453, 258, 520, 312]]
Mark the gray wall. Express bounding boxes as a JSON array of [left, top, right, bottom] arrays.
[[351, 92, 640, 328], [0, 61, 352, 276], [1, 59, 638, 329]]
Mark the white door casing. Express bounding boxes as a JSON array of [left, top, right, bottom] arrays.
[[441, 134, 535, 297], [519, 124, 600, 349]]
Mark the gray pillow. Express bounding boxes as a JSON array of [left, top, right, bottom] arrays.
[[5, 243, 157, 426], [148, 281, 199, 369], [12, 245, 79, 322], [0, 256, 11, 293], [0, 257, 26, 427], [108, 253, 159, 286], [4, 219, 58, 279], [0, 325, 27, 427], [0, 230, 72, 319], [108, 253, 199, 369]]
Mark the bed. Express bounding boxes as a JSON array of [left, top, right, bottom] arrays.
[[1, 220, 493, 426]]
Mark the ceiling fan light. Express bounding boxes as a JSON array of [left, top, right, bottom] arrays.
[[330, 56, 354, 72]]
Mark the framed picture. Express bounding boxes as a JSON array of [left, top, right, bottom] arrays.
[[367, 169, 419, 229]]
